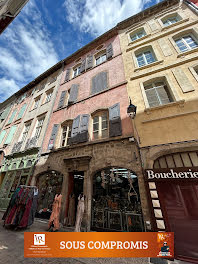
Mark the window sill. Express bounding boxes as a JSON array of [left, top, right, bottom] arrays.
[[144, 100, 185, 114], [134, 60, 164, 72], [161, 18, 189, 32], [128, 34, 151, 46], [177, 46, 198, 58]]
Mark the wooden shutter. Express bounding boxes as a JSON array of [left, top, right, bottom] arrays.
[[80, 58, 86, 73], [68, 84, 79, 105], [86, 55, 93, 70], [79, 114, 89, 143], [5, 125, 17, 144], [58, 91, 67, 109], [70, 115, 80, 144], [65, 68, 71, 82], [172, 68, 195, 93], [17, 104, 27, 119], [158, 38, 172, 57], [48, 124, 59, 150], [7, 109, 17, 124], [157, 86, 171, 105], [91, 72, 108, 95], [1, 105, 11, 120], [106, 43, 113, 59], [0, 130, 6, 144], [109, 103, 122, 137], [145, 89, 159, 107]]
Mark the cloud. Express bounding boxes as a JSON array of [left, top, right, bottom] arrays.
[[64, 0, 160, 36], [0, 78, 19, 102], [0, 0, 59, 102]]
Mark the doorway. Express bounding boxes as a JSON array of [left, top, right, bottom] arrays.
[[66, 171, 84, 226]]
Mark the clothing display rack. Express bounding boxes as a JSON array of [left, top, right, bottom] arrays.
[[2, 185, 39, 229]]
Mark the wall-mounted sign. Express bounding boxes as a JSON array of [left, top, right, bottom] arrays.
[[145, 168, 198, 180]]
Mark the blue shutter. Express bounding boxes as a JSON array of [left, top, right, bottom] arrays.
[[0, 130, 7, 144], [5, 126, 17, 144], [7, 110, 17, 124], [17, 104, 27, 119]]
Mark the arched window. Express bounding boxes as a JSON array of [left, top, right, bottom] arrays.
[[129, 28, 146, 42], [161, 13, 181, 27]]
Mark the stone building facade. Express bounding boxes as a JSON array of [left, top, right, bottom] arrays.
[[0, 67, 63, 209], [32, 32, 148, 232], [119, 0, 198, 261]]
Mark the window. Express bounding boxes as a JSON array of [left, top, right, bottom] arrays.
[[33, 97, 40, 110], [163, 16, 180, 27], [4, 125, 17, 144], [96, 53, 107, 66], [16, 104, 27, 120], [61, 123, 72, 147], [21, 122, 31, 142], [136, 50, 156, 67], [93, 112, 108, 140], [91, 71, 108, 95], [175, 35, 198, 52], [7, 109, 17, 124], [130, 30, 146, 42], [73, 65, 81, 78], [144, 81, 173, 107], [45, 89, 53, 103], [35, 117, 45, 138]]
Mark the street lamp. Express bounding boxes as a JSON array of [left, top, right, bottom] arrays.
[[127, 98, 137, 119]]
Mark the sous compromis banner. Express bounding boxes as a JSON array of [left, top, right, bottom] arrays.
[[24, 232, 174, 258]]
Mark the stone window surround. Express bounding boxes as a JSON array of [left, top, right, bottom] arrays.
[[139, 75, 180, 109], [132, 44, 163, 71], [189, 63, 198, 82], [157, 10, 186, 30], [169, 27, 198, 55], [127, 26, 150, 46]]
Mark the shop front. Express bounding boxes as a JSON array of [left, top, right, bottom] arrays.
[[0, 151, 38, 209], [145, 151, 198, 263]]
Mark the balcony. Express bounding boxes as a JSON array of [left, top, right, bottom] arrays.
[[11, 141, 23, 154], [25, 136, 38, 150]]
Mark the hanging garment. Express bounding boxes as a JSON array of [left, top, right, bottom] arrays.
[[74, 195, 85, 232], [67, 194, 75, 226], [48, 194, 62, 231], [28, 192, 38, 226]]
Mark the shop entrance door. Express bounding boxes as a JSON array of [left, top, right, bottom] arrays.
[[66, 171, 84, 227], [156, 182, 198, 263]]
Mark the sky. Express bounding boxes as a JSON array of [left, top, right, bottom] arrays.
[[0, 0, 162, 102]]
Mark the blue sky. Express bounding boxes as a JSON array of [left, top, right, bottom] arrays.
[[0, 0, 161, 102]]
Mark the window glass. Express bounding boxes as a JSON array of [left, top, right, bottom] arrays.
[[163, 16, 179, 26], [21, 122, 31, 142], [34, 97, 40, 109], [35, 117, 45, 138], [136, 50, 155, 67], [175, 35, 198, 52], [73, 66, 81, 78], [45, 90, 53, 103], [93, 113, 108, 140], [61, 123, 72, 147], [96, 53, 107, 66], [130, 30, 146, 42]]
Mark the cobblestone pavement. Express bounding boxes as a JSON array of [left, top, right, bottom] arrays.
[[0, 212, 149, 264]]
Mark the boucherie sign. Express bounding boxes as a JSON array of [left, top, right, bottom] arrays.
[[146, 168, 198, 180]]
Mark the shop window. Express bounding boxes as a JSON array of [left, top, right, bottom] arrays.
[[144, 80, 173, 108], [136, 49, 156, 67], [92, 111, 108, 140], [175, 34, 198, 52], [34, 116, 45, 139], [130, 29, 146, 42], [61, 122, 72, 147], [92, 168, 143, 231], [21, 122, 31, 142]]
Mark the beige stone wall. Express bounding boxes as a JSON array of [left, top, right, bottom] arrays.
[[119, 2, 198, 148], [32, 138, 150, 230]]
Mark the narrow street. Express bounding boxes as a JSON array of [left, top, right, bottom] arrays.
[[0, 212, 149, 264]]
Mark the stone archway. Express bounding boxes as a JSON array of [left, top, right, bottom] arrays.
[[91, 167, 144, 232]]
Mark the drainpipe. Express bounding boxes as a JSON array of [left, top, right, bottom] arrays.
[[185, 0, 198, 13]]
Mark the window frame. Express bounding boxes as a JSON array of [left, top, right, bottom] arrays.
[[33, 96, 41, 110], [44, 89, 53, 104], [175, 34, 198, 53], [130, 29, 146, 43], [21, 122, 31, 142], [73, 64, 81, 78], [91, 111, 109, 140], [34, 116, 45, 139], [61, 122, 72, 147], [136, 49, 156, 68]]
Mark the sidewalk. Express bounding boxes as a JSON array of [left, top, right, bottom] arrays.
[[0, 212, 149, 264]]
